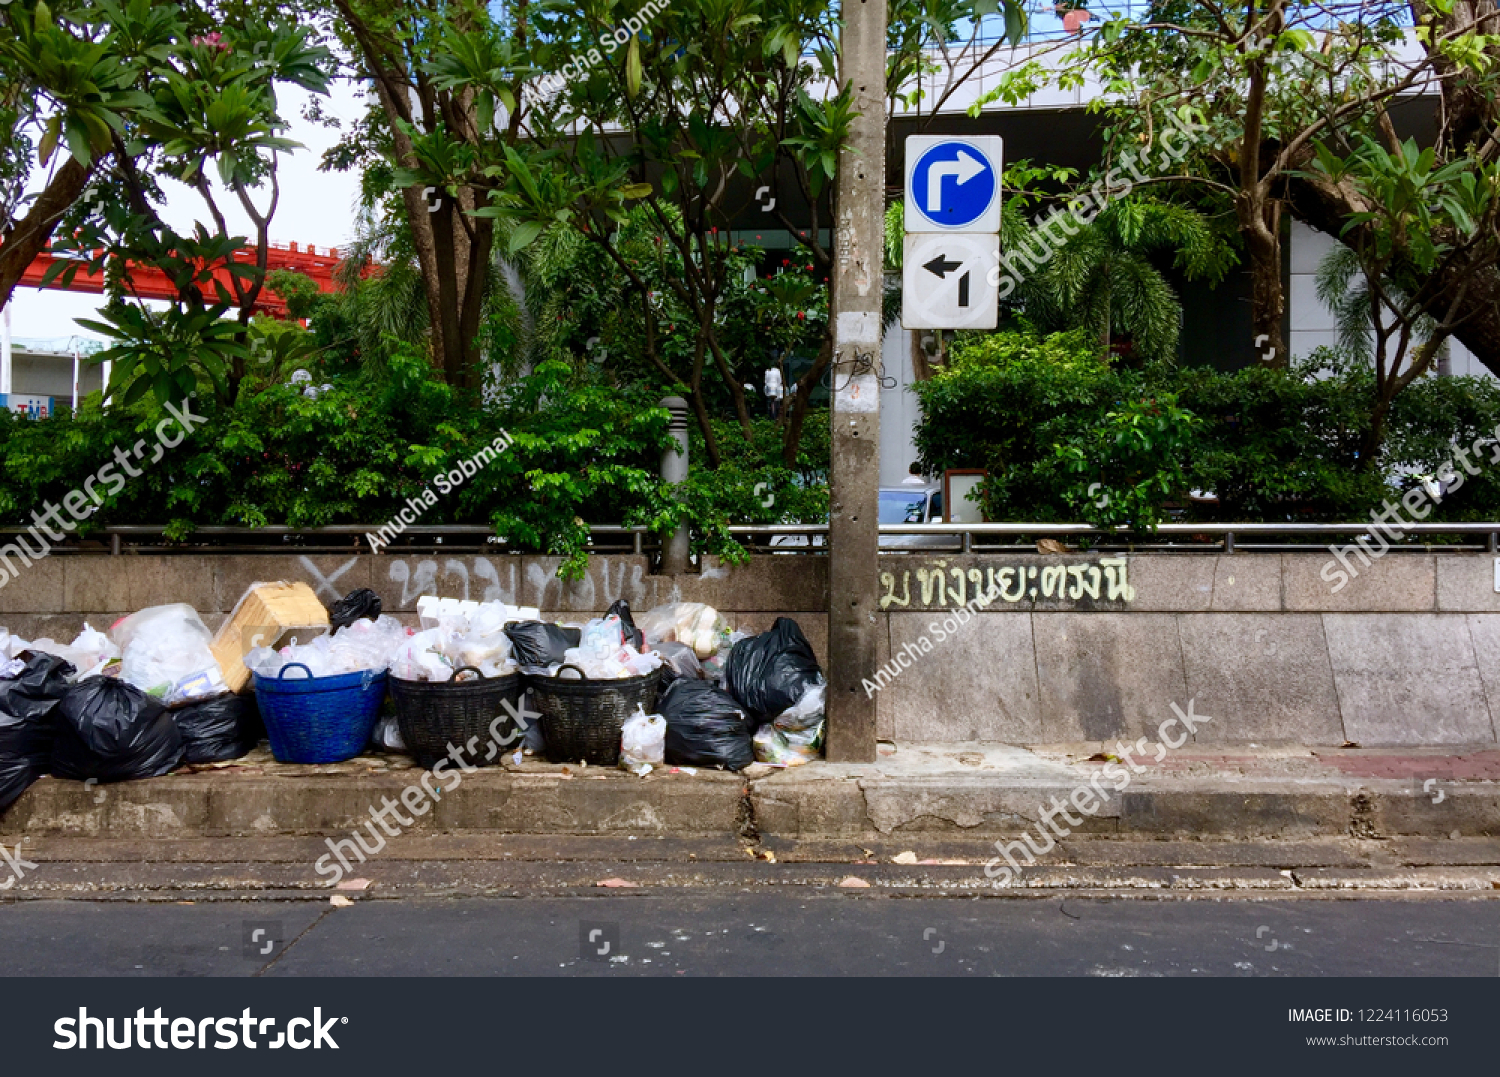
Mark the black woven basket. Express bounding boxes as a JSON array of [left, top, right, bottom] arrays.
[[389, 666, 524, 767], [526, 664, 661, 766]]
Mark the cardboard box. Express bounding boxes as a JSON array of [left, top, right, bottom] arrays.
[[211, 581, 330, 691]]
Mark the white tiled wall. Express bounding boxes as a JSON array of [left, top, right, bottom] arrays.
[[1289, 220, 1493, 379], [879, 325, 923, 488]]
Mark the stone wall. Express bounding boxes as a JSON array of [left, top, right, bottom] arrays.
[[3, 549, 1496, 748]]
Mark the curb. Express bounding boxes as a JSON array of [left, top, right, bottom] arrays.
[[7, 769, 1500, 843], [3, 770, 746, 840]]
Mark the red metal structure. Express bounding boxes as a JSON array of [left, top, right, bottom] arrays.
[[18, 240, 351, 318]]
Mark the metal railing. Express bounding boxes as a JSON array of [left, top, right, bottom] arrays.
[[863, 521, 1500, 554], [3, 520, 1494, 556]]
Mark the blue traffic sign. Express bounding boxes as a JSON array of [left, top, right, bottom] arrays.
[[907, 138, 1000, 231]]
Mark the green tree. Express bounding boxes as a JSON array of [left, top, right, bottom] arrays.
[[1019, 196, 1235, 362], [1308, 134, 1500, 460], [7, 1, 333, 405]]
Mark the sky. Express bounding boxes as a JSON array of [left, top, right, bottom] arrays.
[[5, 81, 367, 345]]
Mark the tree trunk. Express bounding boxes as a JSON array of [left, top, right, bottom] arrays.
[[781, 332, 832, 466], [340, 3, 491, 390], [0, 156, 93, 309], [1240, 196, 1286, 367]]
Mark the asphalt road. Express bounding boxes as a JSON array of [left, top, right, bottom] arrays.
[[3, 894, 1498, 976]]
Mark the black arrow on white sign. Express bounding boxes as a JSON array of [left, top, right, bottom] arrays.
[[923, 254, 971, 307], [922, 254, 962, 278]]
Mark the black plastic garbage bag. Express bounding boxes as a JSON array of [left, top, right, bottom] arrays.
[[51, 677, 184, 783], [608, 599, 645, 651], [329, 588, 382, 631], [171, 691, 260, 764], [0, 653, 74, 813], [660, 678, 755, 771], [724, 617, 822, 723], [505, 621, 581, 668]]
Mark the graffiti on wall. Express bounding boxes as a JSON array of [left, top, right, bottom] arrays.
[[879, 558, 1135, 610], [311, 555, 655, 609]]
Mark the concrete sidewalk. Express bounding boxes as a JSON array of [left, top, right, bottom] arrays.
[[5, 741, 1500, 845]]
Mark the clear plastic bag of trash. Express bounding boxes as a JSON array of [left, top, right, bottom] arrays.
[[619, 704, 666, 773], [388, 628, 453, 681], [636, 603, 730, 659], [552, 646, 662, 681], [24, 623, 120, 681], [580, 615, 625, 659], [110, 604, 227, 706], [371, 713, 406, 753], [249, 616, 407, 678], [753, 720, 823, 766], [773, 680, 826, 732], [326, 615, 407, 673], [654, 641, 702, 683], [450, 629, 514, 677]]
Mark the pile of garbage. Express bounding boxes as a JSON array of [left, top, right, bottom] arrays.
[[0, 583, 830, 815], [511, 600, 662, 680], [619, 608, 826, 773]]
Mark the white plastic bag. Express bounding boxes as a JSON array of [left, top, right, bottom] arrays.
[[636, 603, 729, 659], [448, 608, 515, 675], [24, 623, 120, 680], [327, 615, 407, 674], [389, 628, 453, 681], [110, 604, 226, 704], [70, 623, 120, 676], [372, 713, 406, 752], [773, 680, 826, 732], [620, 705, 666, 772]]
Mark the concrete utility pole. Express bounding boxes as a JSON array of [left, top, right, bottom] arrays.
[[825, 0, 887, 763]]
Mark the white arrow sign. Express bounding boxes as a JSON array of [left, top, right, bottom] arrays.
[[905, 135, 1003, 233], [926, 149, 986, 214]]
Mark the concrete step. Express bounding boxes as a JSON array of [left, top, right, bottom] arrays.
[[5, 743, 1500, 846]]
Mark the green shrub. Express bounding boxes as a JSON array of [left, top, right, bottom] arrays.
[[913, 326, 1500, 526], [0, 349, 750, 579]]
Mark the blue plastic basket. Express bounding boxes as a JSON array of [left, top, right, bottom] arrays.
[[253, 662, 388, 764]]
